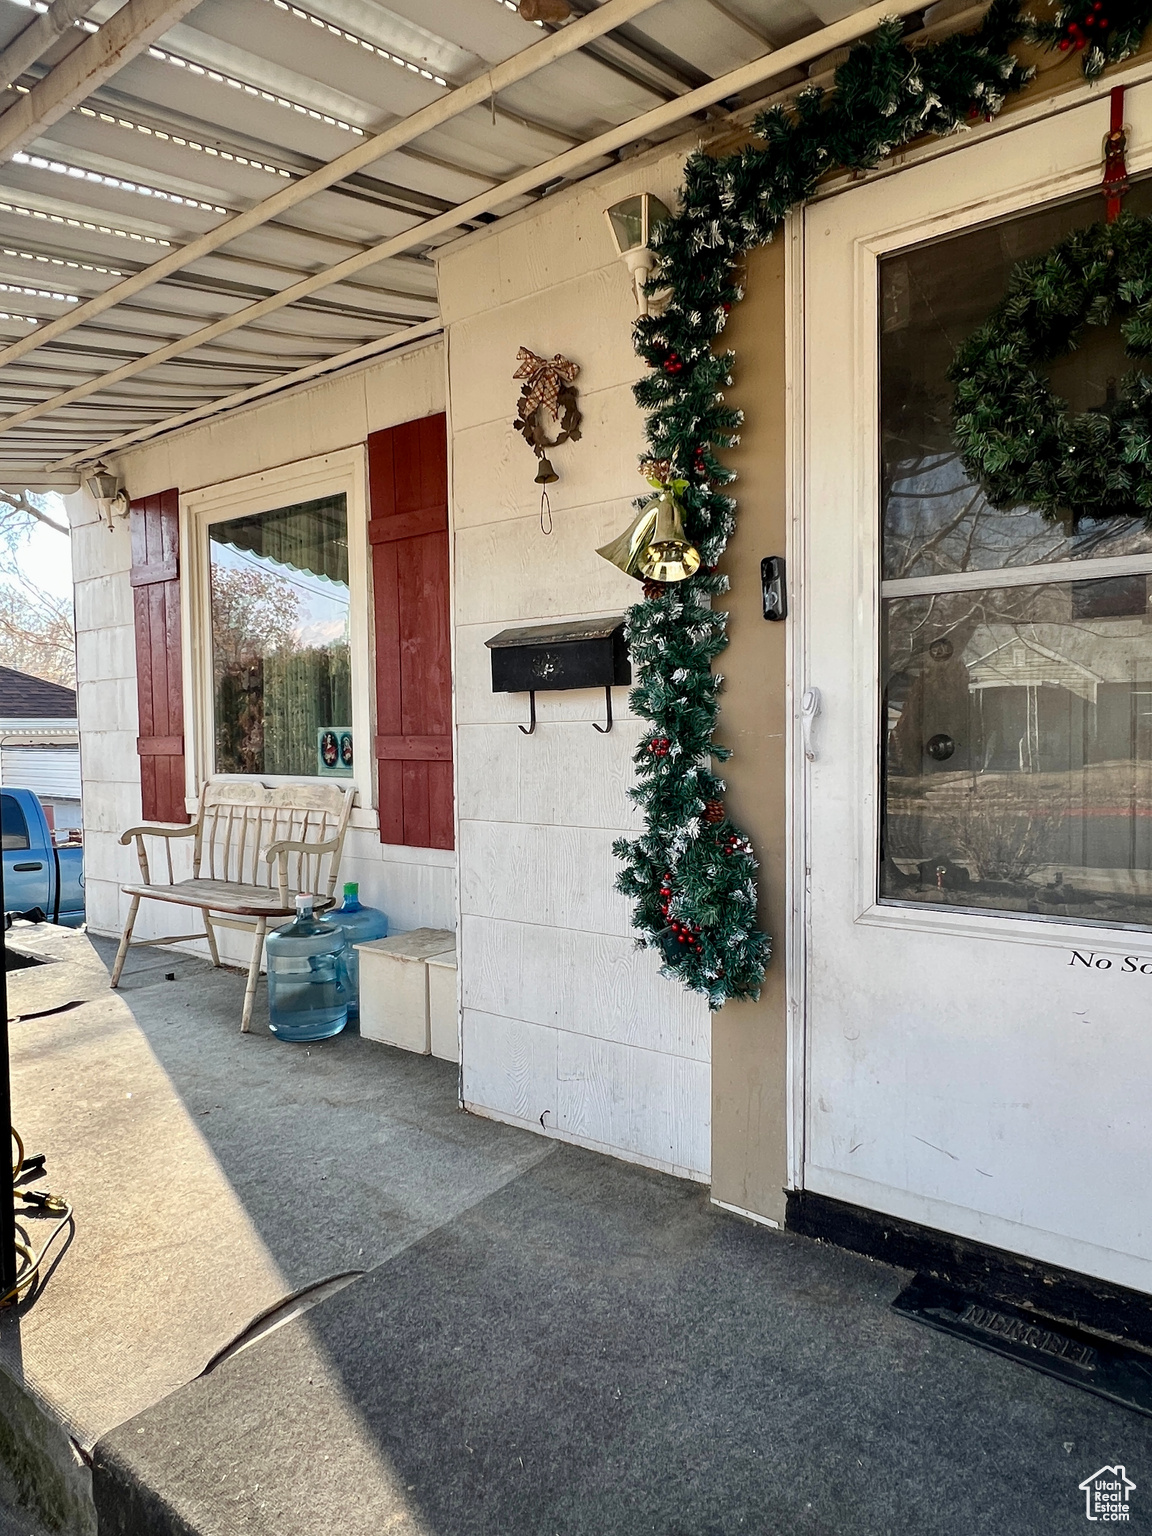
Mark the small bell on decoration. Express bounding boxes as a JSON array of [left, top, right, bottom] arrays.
[[596, 469, 700, 584], [534, 455, 558, 485]]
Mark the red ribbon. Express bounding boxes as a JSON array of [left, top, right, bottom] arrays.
[[1102, 85, 1129, 222]]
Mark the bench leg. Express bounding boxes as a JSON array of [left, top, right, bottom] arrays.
[[110, 895, 140, 988], [240, 917, 267, 1034], [203, 912, 220, 968]]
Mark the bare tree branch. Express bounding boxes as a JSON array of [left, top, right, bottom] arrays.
[[0, 490, 67, 536]]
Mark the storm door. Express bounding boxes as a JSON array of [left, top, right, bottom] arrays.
[[801, 83, 1152, 1291]]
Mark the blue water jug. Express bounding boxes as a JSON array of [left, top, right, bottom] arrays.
[[266, 894, 349, 1042], [318, 883, 388, 1018]]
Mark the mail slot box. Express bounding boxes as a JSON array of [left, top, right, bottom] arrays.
[[486, 617, 631, 693]]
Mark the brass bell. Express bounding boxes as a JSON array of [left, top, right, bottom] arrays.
[[534, 455, 558, 485], [640, 492, 700, 582], [596, 488, 700, 584]]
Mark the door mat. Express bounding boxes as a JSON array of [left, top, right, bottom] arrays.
[[892, 1275, 1152, 1417]]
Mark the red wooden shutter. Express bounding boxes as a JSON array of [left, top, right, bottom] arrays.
[[130, 488, 189, 824], [368, 414, 453, 850]]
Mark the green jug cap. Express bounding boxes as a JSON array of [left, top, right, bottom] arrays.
[[343, 882, 359, 896]]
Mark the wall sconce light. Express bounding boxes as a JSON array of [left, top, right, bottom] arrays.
[[604, 193, 671, 316], [84, 462, 129, 530]]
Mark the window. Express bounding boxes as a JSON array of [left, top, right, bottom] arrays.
[[208, 494, 353, 778], [1, 794, 29, 851], [879, 181, 1152, 928]]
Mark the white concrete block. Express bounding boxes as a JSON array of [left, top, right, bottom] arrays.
[[458, 820, 634, 938], [453, 498, 642, 629], [357, 928, 455, 1053], [427, 948, 459, 1062]]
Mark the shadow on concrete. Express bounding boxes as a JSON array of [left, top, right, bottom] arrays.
[[79, 942, 1152, 1536], [88, 935, 552, 1295]]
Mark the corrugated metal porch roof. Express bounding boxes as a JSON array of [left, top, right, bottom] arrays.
[[0, 0, 890, 487]]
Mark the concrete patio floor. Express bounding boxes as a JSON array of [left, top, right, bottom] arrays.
[[2, 924, 1151, 1535]]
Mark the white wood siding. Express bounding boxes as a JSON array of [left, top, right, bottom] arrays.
[[439, 147, 712, 1180]]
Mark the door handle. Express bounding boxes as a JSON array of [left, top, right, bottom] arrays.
[[801, 687, 822, 761], [11, 862, 42, 872]]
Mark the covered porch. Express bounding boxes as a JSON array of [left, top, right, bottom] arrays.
[[3, 923, 1144, 1536]]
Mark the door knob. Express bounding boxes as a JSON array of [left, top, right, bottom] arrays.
[[925, 733, 955, 761]]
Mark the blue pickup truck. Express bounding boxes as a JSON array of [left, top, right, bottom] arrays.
[[2, 788, 84, 928]]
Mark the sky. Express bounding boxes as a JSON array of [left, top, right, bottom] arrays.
[[10, 495, 72, 602]]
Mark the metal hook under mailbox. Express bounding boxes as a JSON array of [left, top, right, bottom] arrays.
[[593, 686, 613, 734], [519, 691, 537, 735]]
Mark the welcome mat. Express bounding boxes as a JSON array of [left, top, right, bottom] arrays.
[[892, 1275, 1152, 1417]]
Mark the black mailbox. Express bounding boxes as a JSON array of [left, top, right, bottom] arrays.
[[485, 617, 630, 734]]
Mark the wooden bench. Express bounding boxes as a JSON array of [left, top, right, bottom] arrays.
[[111, 779, 356, 1032]]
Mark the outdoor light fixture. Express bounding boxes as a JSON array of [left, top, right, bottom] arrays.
[[84, 462, 129, 530], [604, 193, 671, 316]]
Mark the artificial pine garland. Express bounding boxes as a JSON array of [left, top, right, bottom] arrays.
[[951, 212, 1152, 520], [614, 1, 1036, 1009], [1029, 0, 1152, 76]]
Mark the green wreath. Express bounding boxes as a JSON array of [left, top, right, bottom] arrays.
[[950, 212, 1152, 522]]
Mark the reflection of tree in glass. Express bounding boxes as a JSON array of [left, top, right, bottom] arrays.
[[932, 777, 1063, 884], [210, 565, 300, 670], [211, 566, 300, 775], [882, 449, 1152, 581]]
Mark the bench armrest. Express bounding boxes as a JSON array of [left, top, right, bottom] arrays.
[[119, 822, 197, 846], [263, 835, 342, 902], [119, 820, 197, 886], [263, 835, 341, 862]]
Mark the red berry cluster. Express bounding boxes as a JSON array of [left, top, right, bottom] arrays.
[[663, 351, 684, 375], [1058, 1, 1110, 50], [693, 446, 708, 476], [720, 832, 750, 856], [658, 873, 703, 954], [647, 736, 671, 757]]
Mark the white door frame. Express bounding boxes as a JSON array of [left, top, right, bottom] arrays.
[[785, 68, 1152, 1202]]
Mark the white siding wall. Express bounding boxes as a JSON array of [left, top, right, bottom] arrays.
[[438, 148, 711, 1181], [70, 341, 454, 961], [68, 145, 715, 1181]]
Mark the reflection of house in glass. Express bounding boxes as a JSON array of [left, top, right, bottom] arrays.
[[882, 578, 1152, 920]]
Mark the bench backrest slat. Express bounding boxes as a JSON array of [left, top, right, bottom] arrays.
[[192, 780, 355, 897]]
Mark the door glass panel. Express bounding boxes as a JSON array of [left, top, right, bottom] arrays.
[[881, 178, 1152, 580], [881, 578, 1152, 924]]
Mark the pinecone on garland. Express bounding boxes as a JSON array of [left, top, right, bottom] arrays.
[[702, 799, 725, 825], [642, 579, 666, 600]]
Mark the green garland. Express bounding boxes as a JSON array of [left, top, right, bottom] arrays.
[[1028, 0, 1152, 76], [614, 2, 1039, 1009], [951, 212, 1152, 520]]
